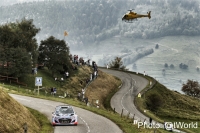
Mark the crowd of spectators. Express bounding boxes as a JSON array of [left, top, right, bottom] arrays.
[[48, 54, 98, 106]]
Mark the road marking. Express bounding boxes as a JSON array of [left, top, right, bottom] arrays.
[[120, 73, 137, 118], [79, 116, 90, 133]]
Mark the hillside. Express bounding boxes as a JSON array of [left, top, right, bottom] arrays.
[[0, 0, 200, 49], [85, 70, 121, 108], [136, 80, 200, 133], [0, 89, 40, 133]]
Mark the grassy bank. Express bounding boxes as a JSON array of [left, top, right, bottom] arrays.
[[135, 81, 200, 133], [0, 65, 168, 133], [27, 107, 53, 133], [0, 89, 41, 133]]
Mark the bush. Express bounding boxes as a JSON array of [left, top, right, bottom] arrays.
[[170, 64, 174, 68], [146, 93, 163, 111], [164, 63, 168, 68], [155, 44, 159, 49]]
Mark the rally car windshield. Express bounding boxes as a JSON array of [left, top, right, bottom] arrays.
[[59, 107, 74, 114]]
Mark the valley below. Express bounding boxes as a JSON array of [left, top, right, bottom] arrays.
[[74, 35, 200, 93]]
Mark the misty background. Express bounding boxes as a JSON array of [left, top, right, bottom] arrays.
[[0, 0, 200, 92]]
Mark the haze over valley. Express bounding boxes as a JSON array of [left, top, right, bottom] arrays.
[[1, 0, 200, 92]]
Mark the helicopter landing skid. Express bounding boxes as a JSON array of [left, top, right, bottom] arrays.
[[124, 19, 137, 23]]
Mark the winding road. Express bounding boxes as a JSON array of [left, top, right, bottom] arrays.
[[10, 94, 123, 133], [10, 68, 185, 133], [100, 68, 149, 121], [100, 68, 185, 133]]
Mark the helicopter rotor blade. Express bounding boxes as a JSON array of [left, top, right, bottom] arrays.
[[128, 9, 134, 11]]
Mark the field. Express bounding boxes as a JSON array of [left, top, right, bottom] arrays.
[[82, 35, 200, 93]]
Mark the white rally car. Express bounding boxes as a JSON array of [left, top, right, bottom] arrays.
[[52, 105, 78, 126]]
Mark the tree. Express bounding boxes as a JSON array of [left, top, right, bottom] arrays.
[[164, 63, 168, 68], [170, 64, 174, 68], [197, 67, 199, 72], [146, 93, 163, 111], [182, 80, 200, 98], [109, 57, 128, 71], [179, 63, 188, 69], [0, 19, 39, 77], [155, 44, 159, 49], [38, 36, 71, 77]]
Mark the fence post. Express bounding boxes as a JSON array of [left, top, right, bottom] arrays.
[[23, 122, 28, 133], [121, 109, 123, 117], [132, 114, 135, 124], [126, 112, 130, 119]]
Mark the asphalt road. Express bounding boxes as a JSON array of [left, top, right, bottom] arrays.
[[10, 94, 123, 133], [100, 68, 149, 121], [100, 68, 185, 133]]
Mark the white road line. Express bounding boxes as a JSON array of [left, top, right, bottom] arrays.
[[119, 77, 139, 120], [79, 116, 90, 133], [120, 74, 137, 117]]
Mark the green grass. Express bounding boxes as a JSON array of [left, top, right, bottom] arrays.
[[27, 107, 53, 133], [2, 66, 200, 133], [135, 80, 200, 133], [0, 66, 167, 133]]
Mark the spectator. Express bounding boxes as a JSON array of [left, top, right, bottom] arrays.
[[92, 73, 94, 80], [149, 117, 152, 127], [86, 78, 90, 84], [77, 92, 81, 100], [80, 80, 83, 85], [94, 71, 97, 79], [90, 73, 92, 81], [82, 88, 85, 100], [53, 87, 57, 96], [87, 59, 90, 66], [65, 71, 69, 78], [84, 97, 88, 105], [51, 87, 54, 95]]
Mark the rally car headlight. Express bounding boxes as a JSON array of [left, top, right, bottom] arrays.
[[71, 116, 75, 120]]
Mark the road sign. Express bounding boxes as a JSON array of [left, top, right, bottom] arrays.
[[35, 77, 42, 86], [138, 93, 141, 98]]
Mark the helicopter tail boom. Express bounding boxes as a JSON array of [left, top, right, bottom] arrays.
[[148, 11, 151, 19]]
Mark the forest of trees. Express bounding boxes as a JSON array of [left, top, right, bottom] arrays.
[[0, 0, 200, 48], [0, 19, 71, 78], [0, 19, 39, 77]]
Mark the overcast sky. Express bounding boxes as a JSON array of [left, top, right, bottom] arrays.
[[1, 0, 45, 6]]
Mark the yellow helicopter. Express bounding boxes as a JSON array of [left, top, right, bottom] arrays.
[[122, 9, 151, 23]]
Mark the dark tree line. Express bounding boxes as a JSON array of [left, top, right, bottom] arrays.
[[0, 19, 71, 78], [179, 63, 188, 69], [0, 19, 39, 77]]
